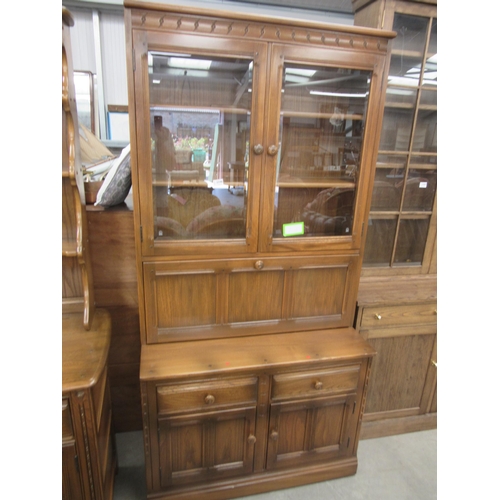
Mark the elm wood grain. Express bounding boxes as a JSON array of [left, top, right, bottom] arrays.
[[62, 309, 116, 500], [141, 328, 375, 382], [62, 309, 112, 393], [143, 254, 359, 343], [362, 333, 434, 414]]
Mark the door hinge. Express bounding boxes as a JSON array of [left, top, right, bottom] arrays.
[[132, 48, 136, 72], [352, 401, 357, 414], [140, 226, 143, 242], [361, 221, 365, 237]]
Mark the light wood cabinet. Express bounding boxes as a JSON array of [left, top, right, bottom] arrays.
[[355, 275, 437, 437], [351, 0, 438, 438], [124, 1, 393, 498]]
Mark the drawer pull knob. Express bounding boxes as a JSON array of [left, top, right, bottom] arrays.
[[431, 359, 437, 368], [374, 314, 382, 320], [270, 430, 279, 441], [247, 434, 257, 445], [204, 394, 215, 405], [254, 260, 264, 270], [314, 381, 323, 390]]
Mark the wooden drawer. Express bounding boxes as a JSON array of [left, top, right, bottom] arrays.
[[157, 377, 258, 415], [271, 365, 360, 402], [62, 398, 73, 440], [360, 303, 437, 330]]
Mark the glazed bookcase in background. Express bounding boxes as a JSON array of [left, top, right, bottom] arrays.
[[353, 0, 437, 276]]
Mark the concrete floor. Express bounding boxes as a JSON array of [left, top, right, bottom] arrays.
[[112, 429, 437, 500]]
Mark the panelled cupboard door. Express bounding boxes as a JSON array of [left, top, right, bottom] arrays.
[[157, 407, 257, 488], [266, 394, 357, 470], [143, 254, 361, 343], [62, 443, 84, 500], [128, 10, 390, 258]]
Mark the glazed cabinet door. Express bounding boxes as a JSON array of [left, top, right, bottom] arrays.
[[258, 42, 387, 254], [130, 28, 268, 257], [157, 406, 257, 488]]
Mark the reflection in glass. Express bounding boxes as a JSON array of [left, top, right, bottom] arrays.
[[423, 19, 437, 88], [402, 170, 436, 212], [394, 218, 430, 264], [274, 64, 371, 238], [371, 169, 403, 211], [148, 52, 253, 240], [364, 217, 397, 265]]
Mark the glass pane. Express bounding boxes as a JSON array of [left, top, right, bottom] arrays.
[[413, 89, 437, 153], [148, 52, 254, 240], [364, 217, 397, 266], [402, 170, 436, 212], [371, 168, 403, 211], [394, 218, 430, 264], [378, 106, 416, 151], [274, 64, 371, 238], [388, 14, 428, 88], [423, 19, 437, 88]]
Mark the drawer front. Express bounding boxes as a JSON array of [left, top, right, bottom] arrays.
[[360, 303, 437, 330], [62, 398, 73, 440], [157, 377, 258, 414], [271, 365, 360, 401]]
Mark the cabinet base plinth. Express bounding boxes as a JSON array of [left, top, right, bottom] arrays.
[[147, 458, 358, 500]]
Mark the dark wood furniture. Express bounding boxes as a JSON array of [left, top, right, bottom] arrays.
[[62, 7, 116, 498], [124, 2, 394, 498], [351, 0, 437, 438]]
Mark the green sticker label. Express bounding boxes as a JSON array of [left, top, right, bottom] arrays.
[[282, 221, 304, 237]]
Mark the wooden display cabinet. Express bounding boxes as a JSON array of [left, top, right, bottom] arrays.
[[351, 0, 437, 438], [124, 2, 394, 498]]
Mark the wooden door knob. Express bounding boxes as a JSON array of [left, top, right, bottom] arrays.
[[247, 434, 257, 445], [374, 313, 382, 320], [267, 144, 278, 156], [270, 430, 279, 441], [204, 394, 215, 405], [254, 260, 264, 270], [253, 144, 264, 155], [314, 381, 323, 390]]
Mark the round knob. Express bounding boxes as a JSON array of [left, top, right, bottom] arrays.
[[375, 314, 382, 320], [270, 430, 279, 441], [204, 394, 215, 405], [253, 144, 264, 155], [314, 381, 323, 390], [254, 260, 264, 270], [267, 144, 278, 156], [247, 434, 257, 445]]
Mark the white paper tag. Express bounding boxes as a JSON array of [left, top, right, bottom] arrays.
[[419, 181, 428, 189]]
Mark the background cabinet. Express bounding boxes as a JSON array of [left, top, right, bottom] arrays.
[[351, 0, 437, 438]]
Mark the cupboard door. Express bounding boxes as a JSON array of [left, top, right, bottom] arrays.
[[158, 407, 256, 488], [266, 395, 357, 470], [131, 29, 268, 257], [259, 43, 387, 254], [143, 254, 360, 343], [62, 442, 84, 500]]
